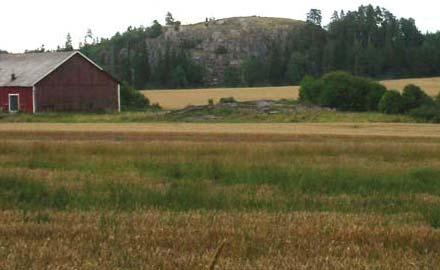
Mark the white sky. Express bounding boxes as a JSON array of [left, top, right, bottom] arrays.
[[1, 0, 439, 53]]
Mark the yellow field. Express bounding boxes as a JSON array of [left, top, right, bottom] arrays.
[[142, 86, 299, 109], [142, 77, 440, 109], [382, 77, 440, 96]]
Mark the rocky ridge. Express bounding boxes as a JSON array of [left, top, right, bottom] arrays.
[[146, 16, 304, 85]]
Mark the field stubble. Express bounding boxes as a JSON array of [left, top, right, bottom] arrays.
[[1, 123, 440, 269]]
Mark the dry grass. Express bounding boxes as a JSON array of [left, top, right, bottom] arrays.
[[142, 77, 440, 109], [0, 122, 439, 138], [142, 86, 299, 109], [1, 211, 439, 269], [1, 124, 440, 269]]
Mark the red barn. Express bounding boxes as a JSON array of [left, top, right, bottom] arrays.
[[0, 51, 120, 113]]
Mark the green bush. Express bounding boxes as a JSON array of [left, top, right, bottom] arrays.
[[366, 83, 388, 111], [378, 90, 405, 114], [299, 72, 386, 111], [402, 84, 433, 112], [409, 104, 440, 122], [299, 76, 324, 104], [120, 83, 151, 111]]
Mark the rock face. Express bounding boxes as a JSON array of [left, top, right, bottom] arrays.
[[146, 16, 304, 85]]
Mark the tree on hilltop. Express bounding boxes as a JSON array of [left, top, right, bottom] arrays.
[[307, 9, 322, 26]]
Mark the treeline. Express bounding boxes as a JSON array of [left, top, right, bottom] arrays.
[[78, 5, 440, 89], [80, 20, 204, 90], [232, 5, 440, 86]]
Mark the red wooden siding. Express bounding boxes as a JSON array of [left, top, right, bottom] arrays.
[[35, 54, 119, 112], [0, 87, 33, 113]]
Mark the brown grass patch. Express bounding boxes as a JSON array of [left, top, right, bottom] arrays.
[[1, 211, 439, 269]]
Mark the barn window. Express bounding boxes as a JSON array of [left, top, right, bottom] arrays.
[[8, 94, 19, 113]]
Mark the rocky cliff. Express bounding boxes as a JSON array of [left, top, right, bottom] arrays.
[[146, 16, 304, 85]]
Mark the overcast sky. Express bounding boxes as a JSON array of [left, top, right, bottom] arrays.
[[1, 0, 439, 53]]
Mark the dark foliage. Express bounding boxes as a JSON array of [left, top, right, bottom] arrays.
[[219, 97, 237, 104], [299, 72, 386, 111], [401, 84, 434, 112], [120, 83, 150, 111], [241, 56, 268, 87], [409, 104, 440, 122], [378, 90, 404, 114], [223, 67, 242, 87]]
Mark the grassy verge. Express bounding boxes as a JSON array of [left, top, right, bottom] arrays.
[[0, 109, 416, 123]]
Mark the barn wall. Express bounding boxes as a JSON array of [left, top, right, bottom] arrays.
[[35, 54, 119, 112], [0, 87, 33, 113]]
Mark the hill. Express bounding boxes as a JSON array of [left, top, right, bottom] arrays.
[[146, 16, 304, 85], [80, 5, 440, 89]]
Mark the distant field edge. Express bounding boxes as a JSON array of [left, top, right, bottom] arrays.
[[142, 77, 440, 109]]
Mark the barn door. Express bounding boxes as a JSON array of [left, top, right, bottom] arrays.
[[9, 94, 19, 113]]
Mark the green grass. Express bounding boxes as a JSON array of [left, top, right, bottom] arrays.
[[1, 133, 439, 227], [2, 153, 440, 215], [0, 108, 416, 123]]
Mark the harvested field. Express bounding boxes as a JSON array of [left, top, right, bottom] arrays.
[[1, 211, 439, 269], [142, 77, 440, 109], [0, 122, 439, 138], [1, 123, 440, 269], [142, 86, 299, 109], [383, 77, 440, 97]]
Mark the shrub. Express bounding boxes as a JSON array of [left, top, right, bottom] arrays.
[[219, 97, 236, 104], [365, 83, 387, 111], [299, 76, 324, 104], [378, 90, 404, 114], [319, 72, 355, 110], [409, 104, 440, 123], [299, 72, 386, 111], [208, 99, 214, 106], [402, 84, 433, 112], [120, 83, 150, 111]]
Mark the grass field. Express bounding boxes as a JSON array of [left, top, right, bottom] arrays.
[[142, 77, 440, 109], [1, 123, 440, 269]]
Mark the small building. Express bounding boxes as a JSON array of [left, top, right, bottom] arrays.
[[0, 51, 120, 113]]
